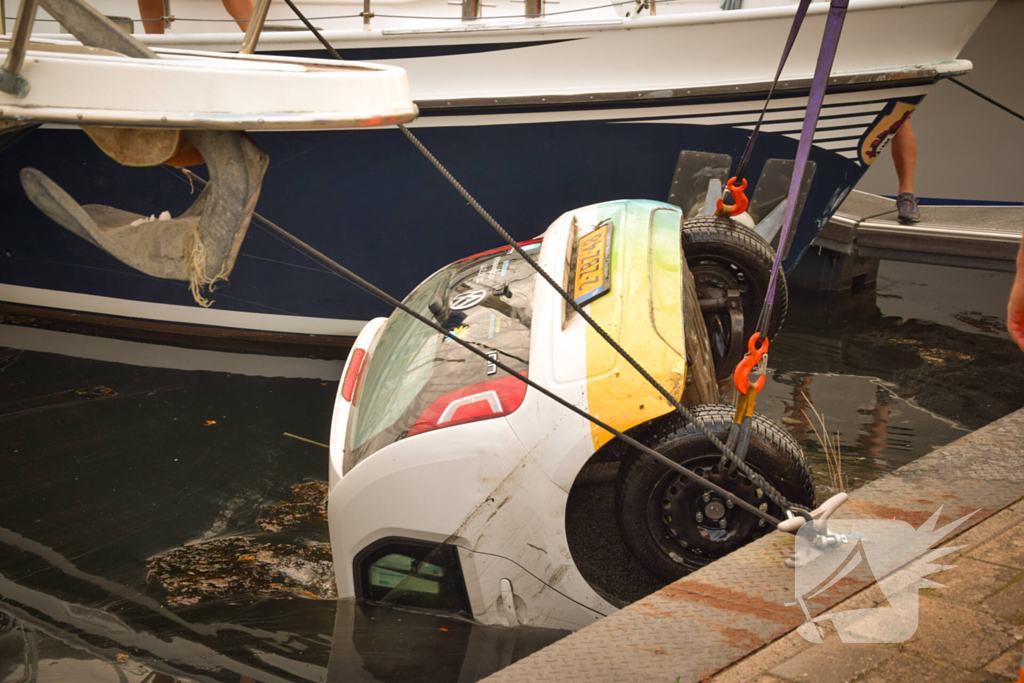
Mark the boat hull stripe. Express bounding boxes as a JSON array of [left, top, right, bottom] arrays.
[[0, 284, 368, 336]]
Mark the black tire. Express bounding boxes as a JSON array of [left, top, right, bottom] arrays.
[[617, 404, 815, 583], [681, 217, 788, 374]]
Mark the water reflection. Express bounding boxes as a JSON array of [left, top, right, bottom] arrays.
[[760, 370, 958, 497], [0, 323, 565, 682], [760, 260, 1020, 497], [0, 521, 563, 683]]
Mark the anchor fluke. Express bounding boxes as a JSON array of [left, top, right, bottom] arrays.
[[20, 129, 268, 306]]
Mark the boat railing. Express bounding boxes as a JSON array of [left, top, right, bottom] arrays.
[[11, 0, 672, 38], [239, 0, 272, 52], [0, 0, 38, 95], [512, 0, 556, 20], [234, 0, 575, 32]]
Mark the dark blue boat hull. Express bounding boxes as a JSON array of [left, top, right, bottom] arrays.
[[0, 101, 894, 332]]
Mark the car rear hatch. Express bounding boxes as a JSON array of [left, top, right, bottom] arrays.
[[342, 242, 540, 473]]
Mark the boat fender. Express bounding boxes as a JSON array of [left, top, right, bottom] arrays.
[[731, 211, 756, 231], [82, 127, 205, 168]]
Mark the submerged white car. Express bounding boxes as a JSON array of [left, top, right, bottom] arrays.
[[327, 199, 814, 631]]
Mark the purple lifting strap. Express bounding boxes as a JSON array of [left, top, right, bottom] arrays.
[[763, 0, 850, 310]]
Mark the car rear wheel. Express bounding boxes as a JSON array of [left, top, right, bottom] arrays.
[[616, 404, 815, 582], [681, 216, 788, 379]]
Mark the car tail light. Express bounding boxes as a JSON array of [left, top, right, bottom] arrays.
[[407, 374, 528, 437], [341, 348, 367, 402], [452, 238, 543, 264]]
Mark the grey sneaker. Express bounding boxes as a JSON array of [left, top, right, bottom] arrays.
[[896, 192, 921, 224]]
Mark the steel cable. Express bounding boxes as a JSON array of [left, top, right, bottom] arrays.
[[949, 78, 1024, 124], [8, 0, 651, 27], [732, 0, 812, 184], [282, 0, 344, 58]]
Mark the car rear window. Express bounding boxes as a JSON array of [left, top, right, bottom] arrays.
[[344, 244, 538, 472]]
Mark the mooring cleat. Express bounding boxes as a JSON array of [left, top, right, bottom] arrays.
[[780, 492, 849, 568], [778, 492, 848, 534]]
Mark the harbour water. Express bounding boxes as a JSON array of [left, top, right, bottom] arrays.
[[0, 259, 1020, 681]]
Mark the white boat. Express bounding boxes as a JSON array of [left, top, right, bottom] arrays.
[[0, 0, 997, 351], [1, 0, 417, 319]]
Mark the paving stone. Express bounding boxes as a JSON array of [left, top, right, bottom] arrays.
[[768, 638, 896, 683], [969, 524, 1024, 570], [929, 557, 1023, 605], [947, 505, 1024, 557], [905, 597, 1019, 669], [984, 575, 1024, 624], [710, 631, 818, 682], [856, 652, 985, 683], [832, 589, 889, 613], [841, 583, 891, 616], [983, 644, 1024, 681], [711, 588, 895, 682]]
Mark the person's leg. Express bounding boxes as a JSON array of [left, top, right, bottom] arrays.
[[892, 120, 916, 195], [222, 0, 255, 31], [892, 120, 920, 223], [137, 0, 165, 34]]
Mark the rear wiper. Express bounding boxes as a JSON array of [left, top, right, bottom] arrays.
[[473, 279, 510, 299], [488, 282, 511, 298], [428, 272, 452, 321]]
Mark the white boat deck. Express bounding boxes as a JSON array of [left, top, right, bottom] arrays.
[[0, 38, 417, 128], [818, 189, 1022, 270]]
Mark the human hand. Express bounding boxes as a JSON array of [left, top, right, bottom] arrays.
[[1010, 227, 1024, 352], [1009, 274, 1024, 352]]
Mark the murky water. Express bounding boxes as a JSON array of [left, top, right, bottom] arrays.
[[763, 260, 1022, 498], [0, 260, 1021, 681]]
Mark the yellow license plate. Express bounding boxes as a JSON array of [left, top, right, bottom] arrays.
[[573, 221, 613, 305]]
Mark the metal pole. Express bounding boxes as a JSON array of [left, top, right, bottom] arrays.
[[0, 0, 39, 96], [524, 0, 541, 17], [239, 0, 271, 54], [361, 0, 371, 27], [1, 0, 7, 37], [461, 0, 478, 20]]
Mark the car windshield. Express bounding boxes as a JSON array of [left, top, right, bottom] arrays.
[[344, 244, 538, 472]]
